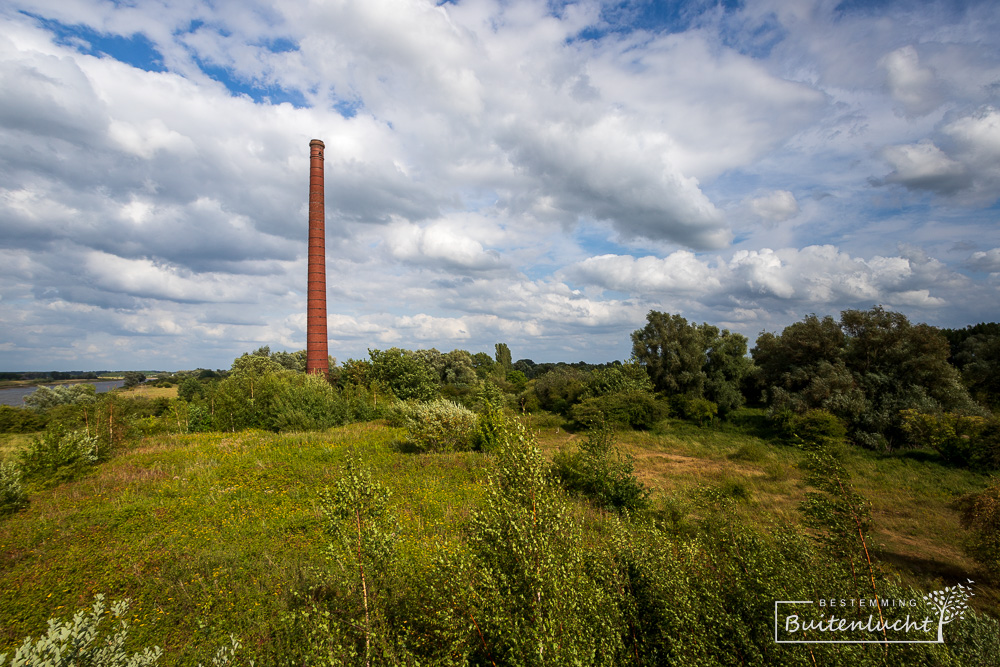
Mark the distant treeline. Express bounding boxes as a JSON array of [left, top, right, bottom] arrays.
[[0, 371, 105, 381], [4, 306, 999, 469]]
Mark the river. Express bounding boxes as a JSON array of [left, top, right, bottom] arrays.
[[0, 380, 126, 407]]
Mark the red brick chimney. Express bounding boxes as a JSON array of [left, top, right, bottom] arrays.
[[306, 139, 330, 376]]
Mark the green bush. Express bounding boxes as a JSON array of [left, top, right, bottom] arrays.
[[469, 419, 622, 665], [784, 408, 848, 448], [532, 367, 588, 415], [0, 462, 28, 517], [901, 410, 1000, 468], [569, 389, 665, 430], [552, 422, 650, 512], [266, 373, 349, 432], [395, 399, 478, 453], [471, 387, 513, 453], [956, 481, 1000, 578], [0, 406, 47, 434], [18, 425, 98, 483], [668, 395, 718, 425], [0, 595, 163, 666], [368, 348, 438, 402]]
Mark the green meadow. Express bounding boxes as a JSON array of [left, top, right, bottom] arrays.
[[1, 410, 997, 664]]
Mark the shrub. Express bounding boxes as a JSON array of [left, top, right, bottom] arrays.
[[368, 348, 438, 402], [471, 386, 513, 453], [265, 373, 349, 432], [900, 410, 1000, 468], [552, 421, 650, 512], [532, 367, 588, 415], [0, 462, 28, 516], [668, 395, 718, 426], [469, 419, 622, 665], [785, 409, 848, 448], [396, 399, 478, 453], [569, 389, 665, 430], [0, 595, 163, 666], [956, 481, 1000, 578], [18, 425, 98, 483], [0, 406, 47, 434]]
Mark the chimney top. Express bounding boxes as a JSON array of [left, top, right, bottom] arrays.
[[310, 139, 325, 148]]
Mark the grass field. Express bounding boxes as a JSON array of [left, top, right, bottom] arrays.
[[1, 411, 997, 662]]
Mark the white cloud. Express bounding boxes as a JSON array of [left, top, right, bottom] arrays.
[[749, 190, 800, 223], [968, 248, 1000, 273], [882, 45, 942, 116], [568, 244, 960, 319], [385, 219, 504, 272], [880, 140, 967, 194]]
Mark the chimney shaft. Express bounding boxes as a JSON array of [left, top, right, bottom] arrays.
[[306, 139, 330, 376]]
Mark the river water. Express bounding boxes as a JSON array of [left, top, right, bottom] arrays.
[[0, 380, 126, 407]]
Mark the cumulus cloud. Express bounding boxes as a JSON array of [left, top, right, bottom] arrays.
[[749, 190, 800, 223], [968, 248, 1000, 273], [879, 140, 968, 195], [569, 245, 954, 314], [877, 107, 1000, 202], [385, 219, 504, 272]]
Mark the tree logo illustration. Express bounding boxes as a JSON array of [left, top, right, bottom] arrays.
[[923, 580, 975, 643]]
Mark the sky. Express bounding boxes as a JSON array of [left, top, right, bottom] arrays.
[[0, 0, 998, 371]]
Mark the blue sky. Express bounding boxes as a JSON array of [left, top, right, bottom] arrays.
[[0, 0, 998, 371]]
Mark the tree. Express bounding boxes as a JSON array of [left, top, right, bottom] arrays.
[[367, 348, 437, 401], [630, 311, 752, 413], [122, 372, 146, 389], [631, 312, 707, 397], [177, 377, 204, 403], [753, 307, 978, 449], [494, 343, 512, 377], [944, 322, 1000, 408]]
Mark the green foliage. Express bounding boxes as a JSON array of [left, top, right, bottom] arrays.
[[0, 462, 28, 517], [494, 342, 512, 376], [506, 369, 528, 392], [471, 383, 513, 453], [532, 366, 588, 415], [468, 419, 621, 665], [631, 311, 751, 414], [552, 421, 650, 512], [901, 410, 1000, 469], [0, 406, 47, 434], [367, 348, 438, 402], [582, 361, 653, 398], [754, 307, 979, 451], [265, 373, 349, 432], [668, 394, 718, 426], [945, 322, 1000, 408], [779, 409, 848, 448], [569, 389, 665, 430], [956, 481, 1000, 578], [22, 384, 97, 411], [631, 311, 709, 396], [302, 452, 399, 665], [122, 371, 147, 389], [394, 399, 478, 453], [178, 377, 205, 402], [797, 423, 877, 584], [18, 425, 98, 483], [0, 595, 163, 667]]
